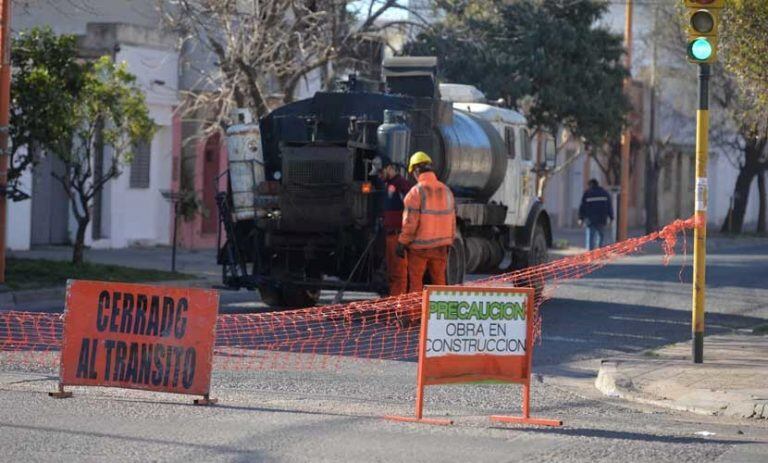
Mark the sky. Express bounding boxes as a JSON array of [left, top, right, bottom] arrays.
[[350, 0, 412, 21]]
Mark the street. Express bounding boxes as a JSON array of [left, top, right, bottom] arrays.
[[1, 238, 767, 462], [3, 1, 768, 461]]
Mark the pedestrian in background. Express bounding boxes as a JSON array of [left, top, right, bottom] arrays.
[[370, 155, 411, 296], [578, 178, 614, 250], [398, 151, 456, 296]]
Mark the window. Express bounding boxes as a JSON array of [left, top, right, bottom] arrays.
[[129, 139, 151, 189], [521, 129, 532, 161], [504, 126, 516, 159]]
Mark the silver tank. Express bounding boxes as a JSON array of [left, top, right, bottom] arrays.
[[376, 110, 410, 166], [433, 110, 507, 199], [226, 109, 264, 221]]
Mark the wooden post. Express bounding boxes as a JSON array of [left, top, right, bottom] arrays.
[[0, 0, 12, 284], [618, 0, 634, 241]]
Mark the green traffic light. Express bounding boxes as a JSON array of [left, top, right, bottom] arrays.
[[689, 37, 713, 61]]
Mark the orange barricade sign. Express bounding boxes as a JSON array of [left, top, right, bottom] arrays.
[[386, 285, 561, 427], [50, 280, 219, 404]]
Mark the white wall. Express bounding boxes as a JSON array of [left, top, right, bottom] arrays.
[[12, 7, 184, 249], [544, 150, 584, 228], [117, 45, 180, 108], [708, 152, 761, 229], [293, 67, 325, 101], [86, 45, 179, 248], [13, 0, 160, 35], [95, 122, 173, 248]]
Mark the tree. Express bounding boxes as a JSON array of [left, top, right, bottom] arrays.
[[407, 0, 629, 148], [721, 0, 768, 107], [8, 27, 83, 199], [159, 0, 420, 132], [712, 70, 768, 234], [717, 0, 768, 233], [50, 56, 155, 264], [405, 0, 630, 197], [646, 1, 768, 234]]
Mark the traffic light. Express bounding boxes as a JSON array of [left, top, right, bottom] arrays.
[[684, 0, 725, 64]]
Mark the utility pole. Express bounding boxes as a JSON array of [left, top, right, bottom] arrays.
[[0, 0, 12, 285], [618, 0, 633, 242]]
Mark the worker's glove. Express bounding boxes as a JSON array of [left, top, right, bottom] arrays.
[[395, 243, 406, 258]]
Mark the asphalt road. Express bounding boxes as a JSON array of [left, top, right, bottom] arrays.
[[1, 240, 767, 461]]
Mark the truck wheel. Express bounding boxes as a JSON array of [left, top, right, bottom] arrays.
[[258, 284, 286, 307], [257, 284, 320, 308], [446, 236, 466, 285], [525, 223, 549, 268], [521, 223, 547, 302], [282, 285, 321, 308]]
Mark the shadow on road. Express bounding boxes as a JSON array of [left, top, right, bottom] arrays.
[[534, 297, 766, 366], [494, 425, 749, 445]]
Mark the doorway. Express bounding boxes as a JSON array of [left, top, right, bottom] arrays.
[[31, 153, 70, 245], [202, 133, 221, 234]]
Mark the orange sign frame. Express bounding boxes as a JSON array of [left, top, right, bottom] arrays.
[[50, 280, 219, 404], [386, 285, 561, 427]]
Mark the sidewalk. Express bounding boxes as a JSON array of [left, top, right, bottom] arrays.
[[553, 225, 768, 254], [7, 246, 219, 280], [2, 246, 220, 310], [594, 332, 768, 419]]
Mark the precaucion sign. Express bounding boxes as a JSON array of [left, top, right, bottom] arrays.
[[420, 286, 533, 385], [385, 285, 560, 426], [56, 280, 219, 398]]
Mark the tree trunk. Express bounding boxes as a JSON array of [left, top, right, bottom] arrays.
[[644, 147, 659, 233], [758, 170, 766, 234], [72, 218, 89, 265], [720, 167, 757, 234]]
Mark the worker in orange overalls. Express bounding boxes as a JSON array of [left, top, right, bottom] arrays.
[[370, 155, 411, 296], [397, 151, 456, 296]]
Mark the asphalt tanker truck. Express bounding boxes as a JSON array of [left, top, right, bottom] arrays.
[[216, 57, 557, 307]]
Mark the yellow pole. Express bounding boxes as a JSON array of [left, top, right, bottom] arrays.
[[692, 64, 710, 364]]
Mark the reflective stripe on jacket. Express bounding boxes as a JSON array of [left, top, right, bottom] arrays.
[[578, 186, 614, 226], [399, 171, 456, 249]]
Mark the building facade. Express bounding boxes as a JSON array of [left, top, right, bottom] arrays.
[[8, 1, 180, 250]]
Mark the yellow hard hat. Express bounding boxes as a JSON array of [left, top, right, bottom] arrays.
[[408, 151, 432, 173]]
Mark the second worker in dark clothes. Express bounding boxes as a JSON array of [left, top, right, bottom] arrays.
[[578, 178, 614, 250], [370, 155, 412, 296], [398, 151, 456, 295]]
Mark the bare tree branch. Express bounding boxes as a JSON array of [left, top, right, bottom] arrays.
[[159, 0, 421, 135]]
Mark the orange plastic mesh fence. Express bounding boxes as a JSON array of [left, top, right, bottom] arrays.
[[0, 217, 696, 372]]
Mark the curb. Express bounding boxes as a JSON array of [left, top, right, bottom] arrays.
[[0, 287, 66, 307], [0, 277, 206, 309], [595, 359, 768, 420]]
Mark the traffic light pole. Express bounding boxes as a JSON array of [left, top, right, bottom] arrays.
[[692, 63, 710, 364]]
